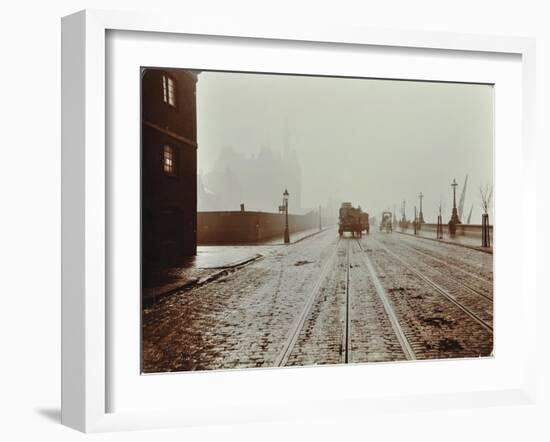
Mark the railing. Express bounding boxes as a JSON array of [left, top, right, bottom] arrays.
[[412, 223, 493, 238]]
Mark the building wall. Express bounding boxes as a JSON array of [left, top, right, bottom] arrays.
[[142, 68, 198, 266]]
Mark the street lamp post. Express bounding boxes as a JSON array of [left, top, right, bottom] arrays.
[[437, 202, 443, 240], [450, 179, 460, 222], [418, 192, 425, 224], [283, 189, 290, 244], [449, 178, 461, 236]]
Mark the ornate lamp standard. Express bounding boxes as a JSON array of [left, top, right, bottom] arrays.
[[283, 189, 290, 244], [449, 178, 461, 236], [449, 178, 461, 225]]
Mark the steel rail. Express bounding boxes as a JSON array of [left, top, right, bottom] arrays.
[[396, 236, 493, 284], [355, 240, 417, 361], [344, 240, 351, 363], [274, 238, 341, 367], [381, 237, 493, 302], [371, 238, 493, 333]]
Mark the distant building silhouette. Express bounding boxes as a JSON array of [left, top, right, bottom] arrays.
[[199, 144, 303, 214]]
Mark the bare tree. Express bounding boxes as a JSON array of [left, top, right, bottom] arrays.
[[479, 184, 493, 247], [479, 184, 493, 215]]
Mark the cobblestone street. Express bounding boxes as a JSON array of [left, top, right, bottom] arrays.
[[142, 228, 493, 373]]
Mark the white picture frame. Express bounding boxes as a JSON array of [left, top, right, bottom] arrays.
[[61, 9, 537, 433]]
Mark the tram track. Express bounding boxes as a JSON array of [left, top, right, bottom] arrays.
[[379, 236, 493, 302], [370, 237, 493, 333], [344, 240, 351, 363], [355, 239, 416, 361], [274, 239, 342, 366], [277, 233, 491, 367], [396, 235, 493, 282], [278, 237, 410, 366]]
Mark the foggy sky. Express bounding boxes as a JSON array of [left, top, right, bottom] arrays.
[[196, 71, 493, 223]]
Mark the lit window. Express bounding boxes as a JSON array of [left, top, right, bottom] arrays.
[[163, 145, 176, 175], [162, 74, 176, 107]]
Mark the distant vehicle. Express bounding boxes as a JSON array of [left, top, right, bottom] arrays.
[[360, 212, 370, 234], [398, 218, 410, 230], [339, 202, 369, 237], [380, 211, 393, 233]]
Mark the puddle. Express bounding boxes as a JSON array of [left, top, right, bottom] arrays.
[[438, 338, 463, 351], [423, 317, 453, 328], [294, 260, 314, 266]]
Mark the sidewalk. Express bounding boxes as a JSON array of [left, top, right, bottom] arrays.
[[143, 249, 263, 306], [397, 229, 492, 254], [264, 227, 327, 245], [143, 228, 328, 305]]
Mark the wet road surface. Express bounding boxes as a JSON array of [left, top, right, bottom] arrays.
[[142, 228, 493, 372]]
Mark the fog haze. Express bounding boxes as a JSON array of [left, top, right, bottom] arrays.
[[196, 71, 493, 223]]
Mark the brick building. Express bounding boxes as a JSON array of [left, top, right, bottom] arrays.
[[141, 68, 198, 270]]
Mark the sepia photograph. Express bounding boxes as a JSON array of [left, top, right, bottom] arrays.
[[141, 68, 494, 373]]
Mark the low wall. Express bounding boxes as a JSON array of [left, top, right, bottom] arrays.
[[197, 210, 330, 244], [401, 223, 493, 238]]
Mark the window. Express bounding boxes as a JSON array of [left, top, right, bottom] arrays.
[[163, 145, 176, 175], [162, 74, 176, 107]]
